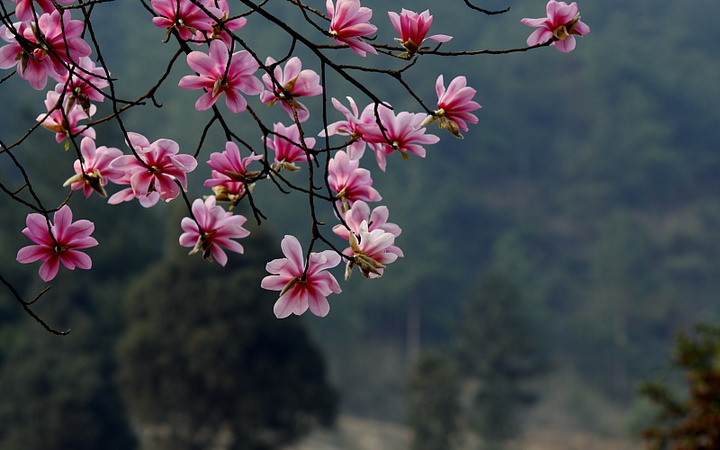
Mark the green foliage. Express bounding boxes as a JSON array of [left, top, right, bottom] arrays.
[[405, 352, 462, 450], [116, 233, 337, 450], [454, 271, 546, 445], [639, 323, 720, 449]]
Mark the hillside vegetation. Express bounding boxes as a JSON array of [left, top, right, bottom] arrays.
[[1, 0, 719, 446]]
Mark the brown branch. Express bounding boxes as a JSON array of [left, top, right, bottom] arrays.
[[0, 273, 69, 335], [463, 0, 510, 15]]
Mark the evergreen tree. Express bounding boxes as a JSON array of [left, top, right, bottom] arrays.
[[405, 352, 462, 450], [454, 271, 546, 448], [115, 232, 338, 450], [639, 323, 720, 449]]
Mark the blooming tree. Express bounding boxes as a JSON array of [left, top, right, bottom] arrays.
[[0, 0, 589, 333]]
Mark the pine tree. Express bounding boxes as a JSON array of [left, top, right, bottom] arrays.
[[639, 323, 720, 449]]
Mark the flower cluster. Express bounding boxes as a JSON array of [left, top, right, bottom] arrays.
[[0, 9, 91, 90], [3, 0, 588, 320]]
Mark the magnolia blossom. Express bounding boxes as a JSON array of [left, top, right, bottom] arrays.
[[261, 235, 342, 319], [8, 0, 76, 22], [108, 132, 198, 207], [54, 57, 110, 114], [320, 96, 376, 160], [37, 91, 96, 144], [209, 181, 247, 208], [327, 0, 377, 57], [0, 10, 91, 90], [388, 9, 452, 57], [359, 105, 440, 171], [332, 200, 403, 259], [63, 137, 125, 198], [16, 205, 98, 282], [265, 122, 314, 172], [204, 141, 262, 206], [333, 201, 402, 242], [179, 39, 263, 113], [343, 221, 399, 280], [423, 75, 481, 138], [179, 196, 250, 266], [205, 141, 262, 186], [260, 56, 322, 123], [328, 150, 381, 213], [521, 0, 590, 53], [200, 0, 247, 45], [151, 0, 221, 41]]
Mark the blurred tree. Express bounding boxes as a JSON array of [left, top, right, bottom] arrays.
[[639, 323, 720, 449], [405, 351, 462, 450], [580, 209, 657, 398], [115, 231, 338, 450], [0, 276, 136, 450], [454, 270, 546, 448]]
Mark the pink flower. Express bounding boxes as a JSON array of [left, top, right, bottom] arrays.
[[16, 205, 98, 282], [328, 150, 381, 213], [320, 96, 376, 160], [260, 56, 322, 123], [202, 0, 247, 46], [332, 201, 403, 280], [63, 137, 125, 198], [388, 9, 452, 57], [261, 235, 342, 319], [265, 122, 315, 172], [179, 196, 250, 266], [178, 39, 263, 113], [151, 0, 220, 41], [208, 180, 247, 207], [359, 104, 440, 171], [0, 10, 91, 90], [37, 91, 96, 144], [205, 140, 262, 186], [343, 220, 399, 279], [204, 141, 262, 206], [8, 0, 76, 22], [423, 75, 481, 138], [332, 200, 403, 259], [54, 57, 110, 113], [327, 0, 377, 57], [521, 0, 590, 53], [108, 132, 198, 208]]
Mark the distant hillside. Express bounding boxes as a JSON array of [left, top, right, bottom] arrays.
[[1, 0, 719, 442]]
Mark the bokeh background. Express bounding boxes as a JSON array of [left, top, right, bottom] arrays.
[[1, 0, 719, 448]]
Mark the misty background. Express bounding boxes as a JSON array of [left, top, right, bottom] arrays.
[[1, 0, 718, 448]]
